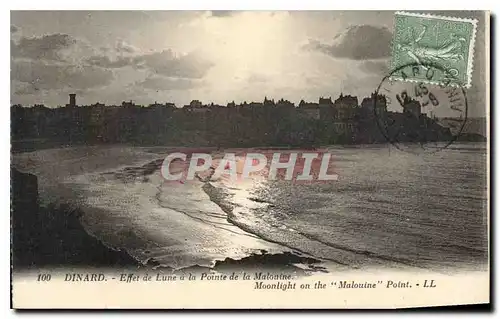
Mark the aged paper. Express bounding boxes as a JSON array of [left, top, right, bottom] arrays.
[[10, 10, 490, 309]]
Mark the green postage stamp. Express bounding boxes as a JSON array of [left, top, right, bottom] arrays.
[[390, 11, 478, 88]]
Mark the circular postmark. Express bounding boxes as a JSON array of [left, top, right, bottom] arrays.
[[373, 62, 468, 154]]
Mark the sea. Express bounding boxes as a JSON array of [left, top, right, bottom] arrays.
[[12, 143, 488, 272]]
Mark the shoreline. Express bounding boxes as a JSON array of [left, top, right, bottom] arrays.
[[11, 166, 325, 275], [11, 139, 487, 155]]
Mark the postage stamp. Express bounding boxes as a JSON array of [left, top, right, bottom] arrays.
[[390, 11, 478, 88]]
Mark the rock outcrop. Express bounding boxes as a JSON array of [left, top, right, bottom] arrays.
[[11, 167, 138, 268]]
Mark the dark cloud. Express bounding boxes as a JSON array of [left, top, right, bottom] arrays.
[[137, 75, 201, 91], [11, 25, 18, 33], [358, 60, 389, 75], [85, 55, 133, 69], [85, 48, 213, 79], [304, 25, 392, 60], [11, 60, 114, 92], [11, 33, 76, 61]]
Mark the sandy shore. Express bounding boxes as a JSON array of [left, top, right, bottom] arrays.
[[11, 147, 326, 274]]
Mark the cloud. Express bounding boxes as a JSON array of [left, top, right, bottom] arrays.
[[11, 25, 18, 33], [11, 33, 76, 61], [136, 75, 202, 91], [115, 39, 139, 54], [11, 33, 115, 97], [11, 60, 114, 92], [304, 25, 392, 60], [133, 50, 213, 79], [85, 48, 213, 79], [85, 55, 133, 69]]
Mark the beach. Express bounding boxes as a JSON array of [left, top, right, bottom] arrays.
[[11, 144, 488, 273]]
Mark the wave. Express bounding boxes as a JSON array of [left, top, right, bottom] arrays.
[[12, 145, 488, 272], [200, 178, 429, 270]]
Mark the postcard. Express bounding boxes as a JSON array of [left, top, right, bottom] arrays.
[[10, 10, 490, 309]]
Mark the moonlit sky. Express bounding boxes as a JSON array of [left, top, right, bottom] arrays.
[[10, 11, 487, 116]]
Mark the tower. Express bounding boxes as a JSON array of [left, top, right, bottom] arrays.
[[69, 94, 76, 107]]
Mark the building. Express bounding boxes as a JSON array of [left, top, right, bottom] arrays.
[[149, 102, 176, 109], [361, 92, 388, 116], [298, 100, 320, 120], [334, 93, 358, 108], [333, 121, 355, 134], [263, 96, 275, 106], [67, 94, 77, 108], [404, 100, 422, 118], [89, 103, 106, 126], [121, 100, 137, 108], [333, 93, 358, 120], [248, 102, 264, 108], [318, 97, 333, 107], [275, 98, 294, 109], [396, 92, 422, 118], [318, 97, 334, 120], [184, 100, 210, 113]]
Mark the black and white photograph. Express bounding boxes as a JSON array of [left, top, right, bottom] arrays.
[[9, 9, 490, 309]]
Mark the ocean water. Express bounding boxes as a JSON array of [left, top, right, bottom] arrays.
[[12, 144, 488, 271]]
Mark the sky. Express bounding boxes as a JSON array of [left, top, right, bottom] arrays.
[[10, 11, 487, 117]]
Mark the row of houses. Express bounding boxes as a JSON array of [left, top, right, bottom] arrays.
[[176, 92, 393, 137], [13, 92, 398, 139]]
